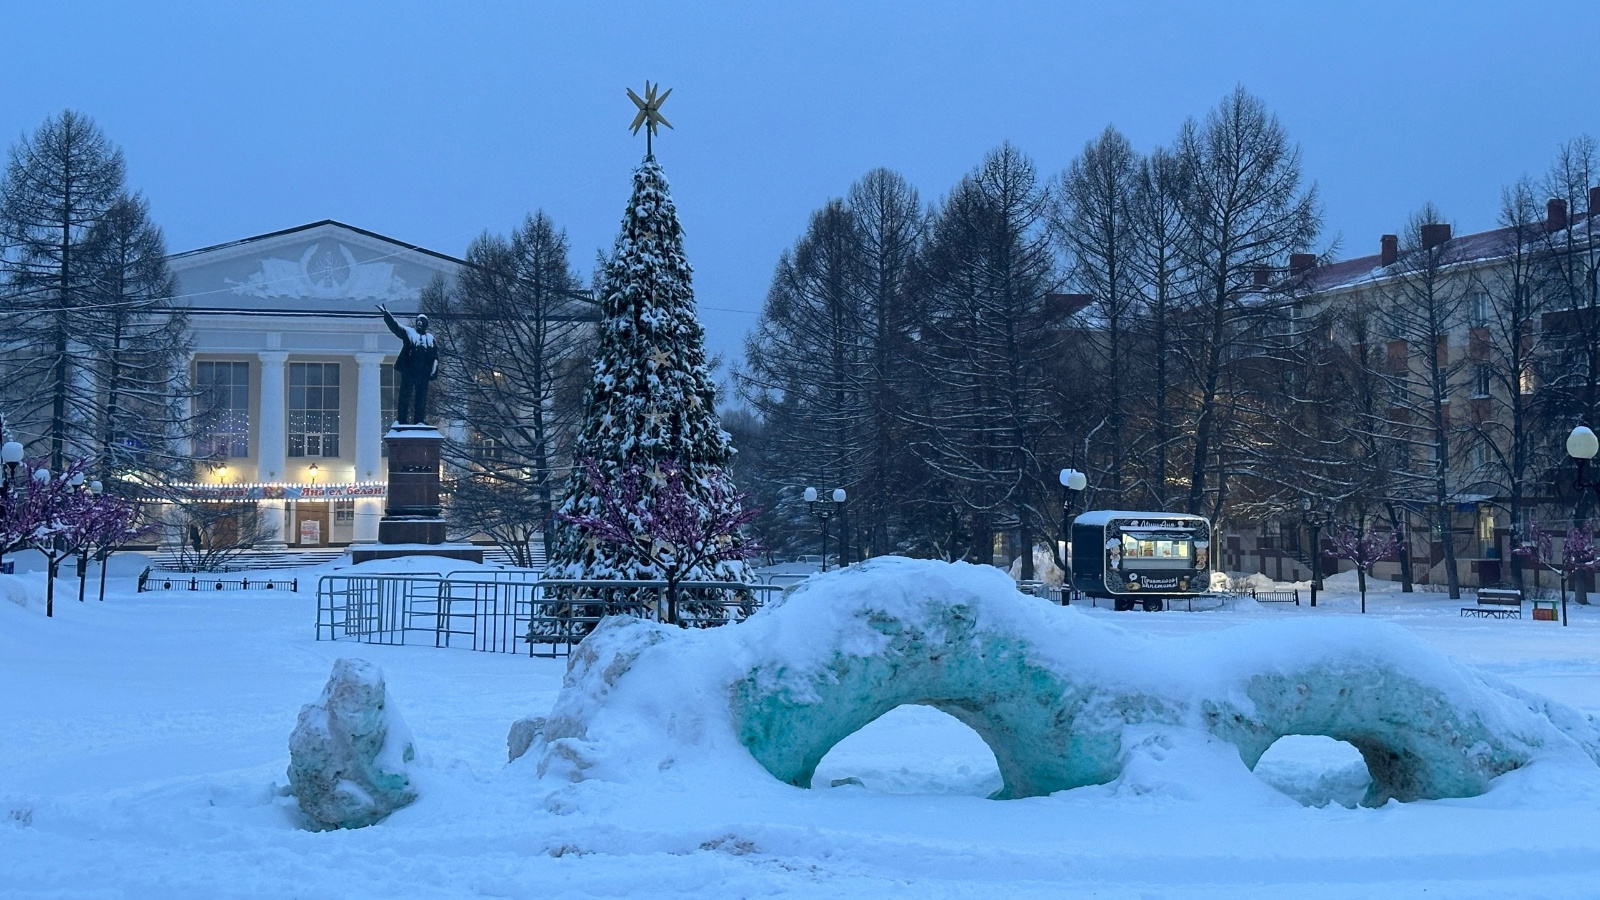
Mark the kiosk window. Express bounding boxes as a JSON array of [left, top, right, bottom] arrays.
[[1122, 534, 1192, 560]]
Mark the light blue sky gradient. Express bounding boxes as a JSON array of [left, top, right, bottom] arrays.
[[5, 1, 1597, 367]]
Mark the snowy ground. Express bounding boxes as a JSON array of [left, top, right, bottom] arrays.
[[5, 562, 1600, 898]]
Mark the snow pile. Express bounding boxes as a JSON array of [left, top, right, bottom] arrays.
[[534, 557, 1600, 805], [1226, 571, 1279, 592], [0, 573, 43, 610], [286, 658, 417, 829], [507, 715, 545, 762], [1007, 544, 1065, 585]]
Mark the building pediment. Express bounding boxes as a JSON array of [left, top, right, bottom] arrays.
[[168, 221, 464, 314]]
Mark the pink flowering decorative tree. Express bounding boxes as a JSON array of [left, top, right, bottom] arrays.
[[5, 459, 90, 617], [1514, 520, 1600, 621], [559, 457, 761, 624], [76, 486, 140, 603], [0, 457, 140, 617], [1325, 524, 1404, 614]]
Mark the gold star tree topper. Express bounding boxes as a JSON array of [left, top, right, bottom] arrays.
[[627, 81, 673, 156]]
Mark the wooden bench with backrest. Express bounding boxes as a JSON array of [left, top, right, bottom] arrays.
[[1461, 587, 1522, 619]]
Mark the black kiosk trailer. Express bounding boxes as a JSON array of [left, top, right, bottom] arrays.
[[1071, 510, 1212, 611]]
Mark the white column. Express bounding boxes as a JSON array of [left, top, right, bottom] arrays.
[[257, 351, 289, 548], [352, 352, 386, 543]]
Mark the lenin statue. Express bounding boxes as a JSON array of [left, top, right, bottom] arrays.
[[379, 304, 440, 424]]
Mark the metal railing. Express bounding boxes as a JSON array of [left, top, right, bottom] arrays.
[[316, 573, 785, 657], [138, 567, 299, 592]]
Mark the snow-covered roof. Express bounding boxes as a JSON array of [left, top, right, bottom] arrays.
[[1073, 510, 1209, 528], [168, 219, 467, 268], [1294, 212, 1598, 295]]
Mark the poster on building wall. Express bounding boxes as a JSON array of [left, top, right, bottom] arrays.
[[300, 520, 321, 545]]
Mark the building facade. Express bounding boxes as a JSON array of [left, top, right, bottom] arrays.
[[1222, 190, 1600, 590], [168, 221, 464, 547]]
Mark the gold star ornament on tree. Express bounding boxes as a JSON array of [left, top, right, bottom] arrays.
[[627, 81, 673, 156]]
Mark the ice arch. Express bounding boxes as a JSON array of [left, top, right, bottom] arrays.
[[732, 603, 1110, 799], [1251, 735, 1371, 808], [812, 705, 1002, 796], [534, 558, 1600, 805]]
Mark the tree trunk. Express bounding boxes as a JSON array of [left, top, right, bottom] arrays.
[[1187, 275, 1228, 515], [1388, 503, 1414, 593]]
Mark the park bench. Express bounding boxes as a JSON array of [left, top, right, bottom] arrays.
[[1251, 588, 1300, 606], [1461, 587, 1522, 619]]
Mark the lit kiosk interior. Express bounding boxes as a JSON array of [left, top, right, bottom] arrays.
[[1071, 511, 1211, 611]]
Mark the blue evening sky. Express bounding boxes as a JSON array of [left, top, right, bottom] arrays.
[[4, 1, 1597, 370]]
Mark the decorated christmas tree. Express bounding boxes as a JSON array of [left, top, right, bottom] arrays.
[[546, 144, 752, 591]]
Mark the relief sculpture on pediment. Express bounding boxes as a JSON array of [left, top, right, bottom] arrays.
[[226, 241, 417, 302]]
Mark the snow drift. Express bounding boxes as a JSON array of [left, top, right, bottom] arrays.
[[533, 558, 1600, 805], [287, 658, 418, 829]]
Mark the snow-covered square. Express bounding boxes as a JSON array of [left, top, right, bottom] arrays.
[[6, 559, 1600, 899], [7, 6, 1600, 898]]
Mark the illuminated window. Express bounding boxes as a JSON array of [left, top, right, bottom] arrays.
[[195, 361, 249, 458], [288, 362, 340, 458], [1122, 535, 1192, 559]]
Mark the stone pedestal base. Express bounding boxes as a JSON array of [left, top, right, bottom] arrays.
[[350, 543, 485, 565], [379, 518, 447, 544], [367, 424, 465, 562]]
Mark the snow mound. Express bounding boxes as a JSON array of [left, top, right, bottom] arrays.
[[0, 574, 42, 610], [1226, 572, 1279, 592], [533, 558, 1600, 806], [287, 658, 417, 829]]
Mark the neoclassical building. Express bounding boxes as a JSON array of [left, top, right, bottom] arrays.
[[168, 221, 464, 547]]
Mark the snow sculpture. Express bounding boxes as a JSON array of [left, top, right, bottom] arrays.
[[534, 558, 1600, 805], [287, 658, 417, 829]]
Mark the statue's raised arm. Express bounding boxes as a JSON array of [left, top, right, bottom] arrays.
[[379, 304, 409, 343]]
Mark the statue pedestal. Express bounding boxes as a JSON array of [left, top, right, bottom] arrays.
[[350, 424, 483, 565]]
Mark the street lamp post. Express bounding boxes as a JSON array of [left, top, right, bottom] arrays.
[[1564, 425, 1600, 618], [0, 436, 22, 575], [804, 486, 847, 572], [71, 472, 89, 605], [89, 479, 111, 602], [1300, 497, 1329, 608], [1058, 468, 1087, 595]]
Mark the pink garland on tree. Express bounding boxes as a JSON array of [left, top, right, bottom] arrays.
[[559, 457, 761, 623]]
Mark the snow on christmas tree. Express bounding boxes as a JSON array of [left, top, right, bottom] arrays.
[[546, 152, 752, 590]]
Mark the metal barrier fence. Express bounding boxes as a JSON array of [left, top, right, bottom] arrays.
[[316, 573, 786, 657], [138, 567, 299, 592]]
